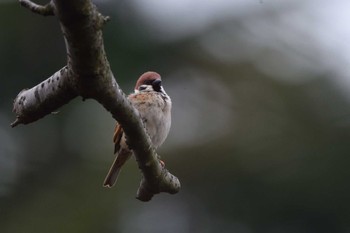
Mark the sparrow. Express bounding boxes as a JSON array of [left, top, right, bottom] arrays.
[[103, 71, 172, 188]]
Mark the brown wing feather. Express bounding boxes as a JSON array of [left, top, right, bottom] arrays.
[[113, 123, 123, 154], [103, 123, 130, 188]]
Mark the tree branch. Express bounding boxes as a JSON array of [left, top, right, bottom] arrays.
[[12, 0, 180, 201], [11, 66, 76, 127], [19, 0, 54, 16]]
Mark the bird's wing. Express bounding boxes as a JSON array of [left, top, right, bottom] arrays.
[[103, 123, 130, 188], [113, 123, 123, 154]]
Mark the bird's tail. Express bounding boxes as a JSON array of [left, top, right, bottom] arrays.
[[103, 149, 131, 188]]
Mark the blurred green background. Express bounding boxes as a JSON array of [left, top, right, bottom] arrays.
[[1, 0, 350, 232]]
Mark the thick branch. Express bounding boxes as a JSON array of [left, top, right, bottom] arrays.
[[12, 67, 77, 127], [13, 0, 180, 201], [53, 1, 181, 200], [19, 0, 54, 16], [53, 0, 107, 81]]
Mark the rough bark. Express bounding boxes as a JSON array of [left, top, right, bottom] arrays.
[[12, 0, 180, 201]]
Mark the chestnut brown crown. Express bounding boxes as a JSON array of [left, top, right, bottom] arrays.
[[135, 71, 162, 91]]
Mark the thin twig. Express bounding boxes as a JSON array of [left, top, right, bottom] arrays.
[[19, 0, 54, 16], [103, 16, 111, 24]]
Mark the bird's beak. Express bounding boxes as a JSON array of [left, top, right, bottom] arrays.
[[152, 79, 162, 86], [152, 79, 162, 92]]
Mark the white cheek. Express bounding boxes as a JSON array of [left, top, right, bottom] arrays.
[[146, 86, 154, 92]]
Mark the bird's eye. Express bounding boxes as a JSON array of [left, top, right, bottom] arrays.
[[139, 85, 147, 91]]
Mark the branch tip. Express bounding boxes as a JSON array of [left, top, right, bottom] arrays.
[[19, 0, 54, 16], [136, 179, 155, 202], [10, 118, 21, 128], [135, 168, 181, 202], [103, 16, 111, 24]]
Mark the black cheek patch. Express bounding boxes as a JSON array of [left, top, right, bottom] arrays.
[[153, 84, 161, 92]]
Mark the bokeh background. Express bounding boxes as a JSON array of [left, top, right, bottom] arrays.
[[1, 0, 350, 232]]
